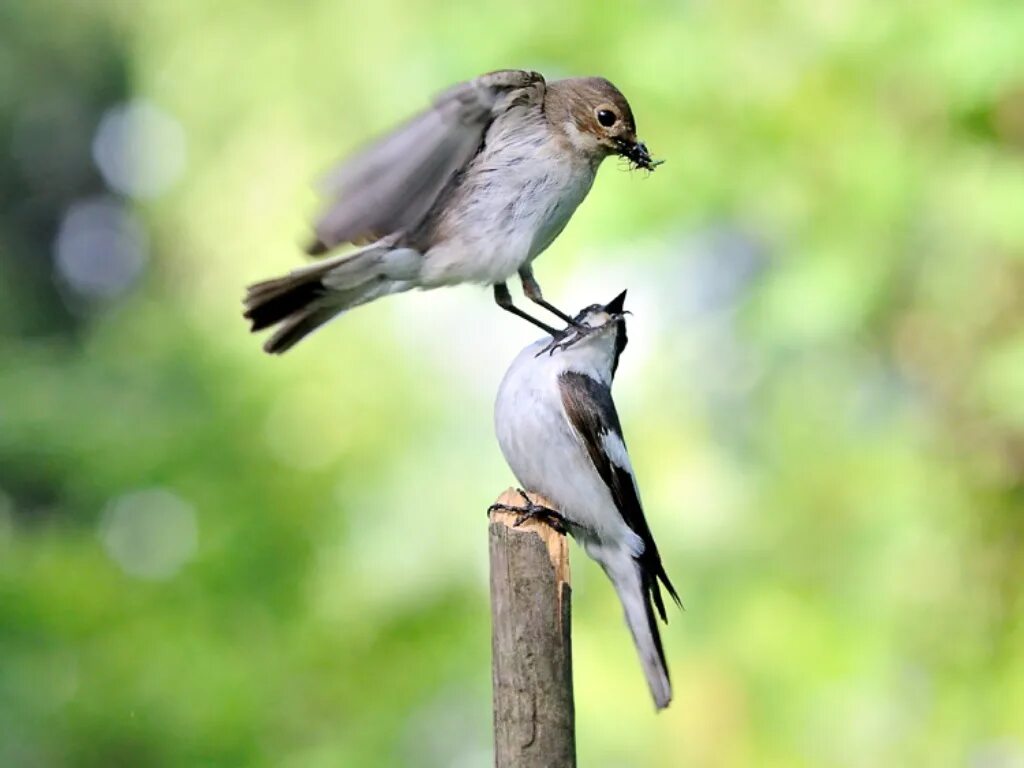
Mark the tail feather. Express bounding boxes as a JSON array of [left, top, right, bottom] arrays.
[[263, 305, 340, 354], [601, 550, 674, 710], [650, 562, 682, 623], [245, 274, 327, 332], [243, 244, 409, 354]]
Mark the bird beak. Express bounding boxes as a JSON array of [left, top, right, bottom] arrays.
[[603, 289, 627, 315], [614, 137, 663, 171]]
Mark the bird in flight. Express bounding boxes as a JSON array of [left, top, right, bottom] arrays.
[[244, 70, 660, 353]]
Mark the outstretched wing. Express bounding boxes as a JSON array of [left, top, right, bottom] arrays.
[[310, 70, 546, 253], [558, 371, 681, 620]]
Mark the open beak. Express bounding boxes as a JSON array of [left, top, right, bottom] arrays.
[[603, 289, 627, 315], [614, 138, 663, 171]]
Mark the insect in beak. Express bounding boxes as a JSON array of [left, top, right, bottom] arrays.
[[614, 138, 663, 171]]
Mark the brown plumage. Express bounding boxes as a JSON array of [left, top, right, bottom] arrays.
[[545, 77, 637, 142], [244, 70, 661, 353]]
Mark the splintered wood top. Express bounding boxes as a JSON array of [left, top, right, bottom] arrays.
[[489, 487, 570, 587]]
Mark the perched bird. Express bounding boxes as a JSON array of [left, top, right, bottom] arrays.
[[244, 70, 660, 353], [492, 291, 680, 709]]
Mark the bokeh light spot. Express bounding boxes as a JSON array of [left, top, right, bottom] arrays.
[[54, 196, 148, 300], [92, 100, 186, 199], [98, 488, 198, 580]]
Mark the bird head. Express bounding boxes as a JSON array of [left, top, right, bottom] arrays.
[[574, 289, 629, 332], [544, 290, 629, 377], [546, 78, 662, 171]]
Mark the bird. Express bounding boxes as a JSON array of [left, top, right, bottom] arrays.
[[243, 69, 661, 354], [492, 290, 680, 710]]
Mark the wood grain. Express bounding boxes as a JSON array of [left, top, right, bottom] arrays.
[[489, 488, 575, 768]]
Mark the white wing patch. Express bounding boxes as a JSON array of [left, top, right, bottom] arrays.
[[601, 430, 633, 472], [599, 431, 645, 557], [624, 529, 646, 558]]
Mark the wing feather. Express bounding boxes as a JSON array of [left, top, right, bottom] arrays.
[[310, 70, 546, 252], [559, 371, 681, 619]]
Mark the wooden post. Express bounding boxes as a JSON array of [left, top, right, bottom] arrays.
[[489, 488, 575, 768]]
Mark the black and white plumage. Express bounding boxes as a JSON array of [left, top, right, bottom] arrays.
[[243, 70, 660, 353], [494, 291, 680, 709]]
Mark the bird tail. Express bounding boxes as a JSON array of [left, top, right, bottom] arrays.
[[600, 548, 673, 710], [243, 244, 415, 354]]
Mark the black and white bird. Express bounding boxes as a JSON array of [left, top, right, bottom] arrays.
[[243, 70, 660, 353], [492, 291, 680, 709]]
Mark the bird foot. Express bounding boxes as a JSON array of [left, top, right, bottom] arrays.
[[537, 313, 628, 356], [488, 489, 568, 535]]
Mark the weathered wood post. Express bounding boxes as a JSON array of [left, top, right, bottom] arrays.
[[489, 488, 575, 767]]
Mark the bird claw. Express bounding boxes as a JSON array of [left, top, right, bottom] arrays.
[[536, 312, 629, 356], [488, 489, 568, 535]]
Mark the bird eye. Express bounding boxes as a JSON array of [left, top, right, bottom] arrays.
[[596, 109, 618, 128]]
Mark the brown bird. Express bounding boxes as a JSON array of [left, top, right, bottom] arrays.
[[244, 70, 660, 353]]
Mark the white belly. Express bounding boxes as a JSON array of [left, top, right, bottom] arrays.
[[493, 343, 634, 544], [420, 128, 596, 287]]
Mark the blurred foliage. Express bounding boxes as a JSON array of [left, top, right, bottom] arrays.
[[2, 1, 1024, 766]]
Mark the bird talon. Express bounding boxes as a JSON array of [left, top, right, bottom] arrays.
[[490, 489, 568, 534], [554, 314, 629, 352], [535, 328, 576, 357]]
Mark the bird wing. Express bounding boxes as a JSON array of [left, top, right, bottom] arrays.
[[310, 70, 547, 253], [558, 371, 681, 620]]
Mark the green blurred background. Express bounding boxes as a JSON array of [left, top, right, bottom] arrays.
[[2, 1, 1023, 766]]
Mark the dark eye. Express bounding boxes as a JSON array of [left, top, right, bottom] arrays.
[[596, 109, 617, 127]]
